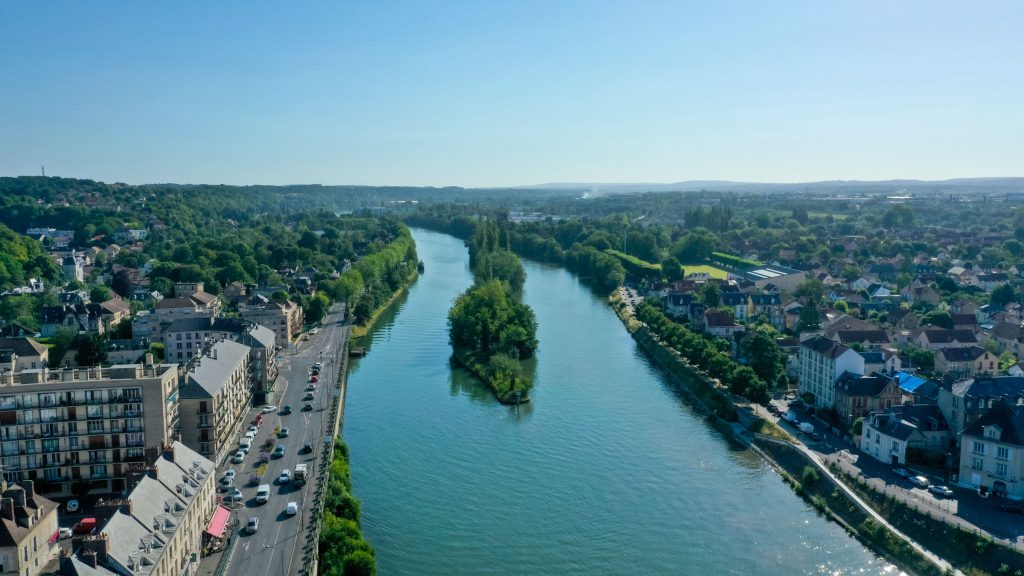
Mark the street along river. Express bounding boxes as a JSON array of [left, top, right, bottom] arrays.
[[343, 228, 894, 575]]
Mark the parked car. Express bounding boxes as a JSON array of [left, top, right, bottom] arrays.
[[286, 502, 298, 516], [278, 469, 291, 484], [262, 405, 277, 413], [229, 489, 244, 502], [256, 484, 271, 504], [310, 375, 319, 383], [302, 403, 313, 412], [303, 391, 315, 401], [305, 383, 317, 391], [58, 527, 73, 539], [232, 451, 245, 464], [280, 405, 292, 415], [893, 468, 912, 479], [928, 485, 954, 497], [224, 469, 236, 481], [66, 499, 80, 513], [72, 518, 97, 535], [273, 444, 286, 458], [247, 517, 259, 534], [300, 443, 313, 454], [278, 427, 289, 438], [909, 475, 930, 488], [248, 425, 259, 435], [809, 431, 824, 442]]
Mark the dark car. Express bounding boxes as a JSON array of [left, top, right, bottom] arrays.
[[893, 468, 912, 479], [300, 443, 313, 454], [302, 402, 313, 411], [280, 405, 292, 415]]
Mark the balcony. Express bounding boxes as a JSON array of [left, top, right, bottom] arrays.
[[125, 410, 143, 418]]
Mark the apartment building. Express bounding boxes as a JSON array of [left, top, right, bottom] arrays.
[[61, 442, 216, 576], [958, 401, 1024, 500], [0, 363, 178, 496], [798, 334, 865, 409], [0, 480, 60, 576], [177, 340, 252, 461], [938, 376, 1024, 441], [239, 296, 303, 345]]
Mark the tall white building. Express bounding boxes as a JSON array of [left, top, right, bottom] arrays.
[[798, 334, 865, 409]]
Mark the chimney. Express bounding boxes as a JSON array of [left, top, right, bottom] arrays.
[[7, 487, 25, 508], [148, 464, 159, 480], [80, 551, 98, 569], [163, 444, 175, 463], [23, 480, 34, 500], [81, 534, 110, 564], [144, 353, 153, 366], [0, 497, 13, 520]]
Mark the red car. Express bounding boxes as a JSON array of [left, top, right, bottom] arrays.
[[309, 375, 318, 383]]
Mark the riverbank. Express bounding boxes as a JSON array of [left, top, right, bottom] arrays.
[[610, 292, 960, 576], [351, 269, 418, 340]]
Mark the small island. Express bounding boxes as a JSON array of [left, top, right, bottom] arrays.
[[448, 221, 537, 403]]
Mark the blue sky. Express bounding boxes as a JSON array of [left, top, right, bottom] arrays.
[[1, 1, 1021, 187]]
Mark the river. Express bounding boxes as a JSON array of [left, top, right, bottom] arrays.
[[342, 228, 892, 575]]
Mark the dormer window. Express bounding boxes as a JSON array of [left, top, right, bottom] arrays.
[[986, 425, 1002, 441]]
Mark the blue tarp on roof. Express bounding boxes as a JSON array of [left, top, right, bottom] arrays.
[[894, 371, 928, 393]]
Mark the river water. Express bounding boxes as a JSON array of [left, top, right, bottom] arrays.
[[343, 228, 892, 575]]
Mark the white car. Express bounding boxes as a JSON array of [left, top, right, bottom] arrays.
[[247, 517, 259, 534], [909, 475, 930, 488], [248, 425, 259, 434], [232, 451, 245, 464], [305, 383, 317, 391], [278, 469, 291, 484], [929, 485, 954, 497], [286, 501, 298, 516], [262, 405, 277, 413], [59, 527, 74, 539], [256, 484, 271, 504], [224, 469, 236, 481]]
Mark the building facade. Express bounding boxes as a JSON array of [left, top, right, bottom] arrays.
[[798, 335, 865, 409], [0, 363, 178, 496], [958, 401, 1024, 500], [0, 480, 59, 576], [177, 340, 252, 462]]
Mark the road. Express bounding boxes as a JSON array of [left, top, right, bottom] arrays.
[[215, 305, 348, 576]]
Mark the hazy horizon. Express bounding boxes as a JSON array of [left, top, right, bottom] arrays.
[[2, 1, 1022, 187]]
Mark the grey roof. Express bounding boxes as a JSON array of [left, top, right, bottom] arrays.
[[963, 401, 1024, 447], [939, 346, 988, 362], [834, 329, 891, 344], [180, 340, 250, 398], [750, 293, 781, 306], [887, 404, 949, 432], [952, 376, 1024, 401], [162, 317, 214, 334], [859, 351, 885, 364], [96, 442, 212, 576], [720, 292, 747, 306], [921, 328, 978, 344], [0, 337, 47, 357], [868, 412, 919, 441], [992, 321, 1021, 340], [241, 324, 275, 350], [836, 371, 895, 396], [801, 335, 852, 359]]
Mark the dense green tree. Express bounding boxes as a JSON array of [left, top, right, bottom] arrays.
[[661, 256, 683, 282], [76, 334, 108, 366], [797, 305, 821, 333], [991, 283, 1016, 306], [699, 283, 720, 307]]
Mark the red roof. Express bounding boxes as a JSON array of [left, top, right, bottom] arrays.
[[205, 505, 231, 537]]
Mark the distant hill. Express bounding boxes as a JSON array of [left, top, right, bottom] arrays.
[[517, 177, 1024, 195]]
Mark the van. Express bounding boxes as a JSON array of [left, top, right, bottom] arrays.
[[256, 484, 271, 504]]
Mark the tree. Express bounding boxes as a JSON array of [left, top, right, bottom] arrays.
[[699, 282, 720, 307], [76, 334, 108, 366], [797, 305, 821, 333], [342, 550, 377, 576], [306, 292, 330, 324], [673, 229, 717, 263], [660, 256, 683, 282], [922, 310, 953, 330], [793, 278, 824, 306], [111, 269, 133, 298], [991, 283, 1016, 306], [740, 330, 784, 386], [89, 285, 111, 303], [999, 351, 1016, 373], [48, 327, 78, 367]]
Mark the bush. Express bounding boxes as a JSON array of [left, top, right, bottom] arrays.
[[801, 466, 820, 488]]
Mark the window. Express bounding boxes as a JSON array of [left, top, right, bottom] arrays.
[[973, 441, 986, 455], [972, 457, 983, 470], [69, 436, 78, 451], [90, 464, 107, 478], [996, 462, 1008, 476], [41, 439, 58, 453], [87, 420, 104, 433], [87, 405, 103, 419], [891, 441, 898, 450], [997, 446, 1010, 459]]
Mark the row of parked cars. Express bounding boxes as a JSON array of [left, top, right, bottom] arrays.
[[892, 468, 954, 497]]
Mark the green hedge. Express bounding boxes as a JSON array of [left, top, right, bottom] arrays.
[[319, 442, 376, 576]]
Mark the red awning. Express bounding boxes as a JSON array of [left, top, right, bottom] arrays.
[[205, 505, 231, 537]]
